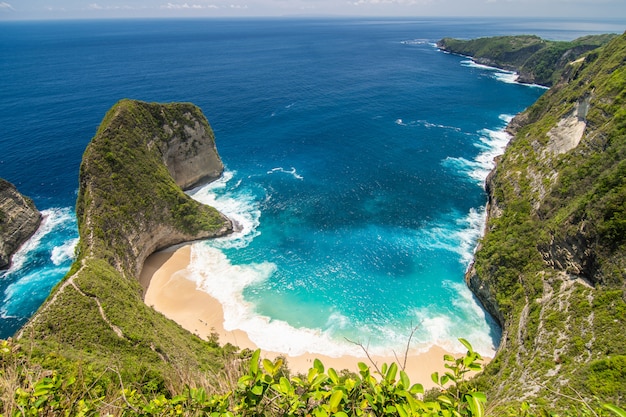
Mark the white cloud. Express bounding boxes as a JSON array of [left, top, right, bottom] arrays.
[[0, 2, 14, 11], [350, 0, 420, 4], [162, 2, 219, 8], [87, 3, 136, 10]]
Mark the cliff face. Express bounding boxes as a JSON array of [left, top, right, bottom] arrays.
[[0, 179, 41, 269], [19, 100, 233, 381], [466, 33, 626, 410], [437, 34, 617, 87]]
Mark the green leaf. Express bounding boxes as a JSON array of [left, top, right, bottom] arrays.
[[443, 354, 455, 362], [431, 372, 439, 385], [262, 358, 274, 374], [400, 370, 410, 389], [458, 338, 473, 353], [409, 383, 424, 395], [438, 395, 454, 406], [311, 374, 329, 390], [329, 390, 344, 413], [604, 404, 626, 417], [328, 367, 339, 384], [466, 393, 486, 417], [386, 362, 398, 383], [314, 358, 325, 373], [334, 412, 349, 417], [251, 384, 264, 396], [249, 349, 261, 375], [357, 362, 369, 373], [279, 377, 291, 394], [397, 403, 409, 417]]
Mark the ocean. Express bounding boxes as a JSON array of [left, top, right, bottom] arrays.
[[1, 17, 622, 355]]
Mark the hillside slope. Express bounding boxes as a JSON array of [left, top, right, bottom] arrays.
[[18, 100, 234, 384], [437, 34, 617, 86], [466, 33, 626, 411]]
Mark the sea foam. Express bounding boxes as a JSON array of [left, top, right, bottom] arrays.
[[188, 170, 262, 249], [0, 207, 78, 320], [188, 243, 366, 357]]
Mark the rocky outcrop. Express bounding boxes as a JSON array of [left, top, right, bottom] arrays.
[[0, 179, 41, 269], [77, 99, 233, 277], [160, 112, 224, 190], [437, 34, 616, 87], [19, 100, 233, 379]]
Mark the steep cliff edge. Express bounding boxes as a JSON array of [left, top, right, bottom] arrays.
[[18, 99, 233, 382], [437, 34, 616, 87], [0, 179, 41, 269], [466, 33, 626, 411]]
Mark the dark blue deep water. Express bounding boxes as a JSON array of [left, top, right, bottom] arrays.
[[1, 17, 621, 354]]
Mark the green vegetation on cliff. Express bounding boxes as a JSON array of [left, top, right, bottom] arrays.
[[468, 33, 626, 410], [437, 34, 617, 86], [2, 30, 626, 415], [15, 99, 233, 393]]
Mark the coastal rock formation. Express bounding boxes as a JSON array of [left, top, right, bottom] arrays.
[[465, 33, 626, 410], [437, 34, 616, 87], [0, 179, 41, 269], [19, 99, 233, 381]]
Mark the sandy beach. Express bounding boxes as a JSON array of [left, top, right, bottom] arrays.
[[141, 244, 488, 389]]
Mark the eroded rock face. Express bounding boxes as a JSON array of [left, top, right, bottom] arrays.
[[0, 179, 41, 269], [161, 113, 224, 190]]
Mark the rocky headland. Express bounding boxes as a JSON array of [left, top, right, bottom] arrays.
[[437, 34, 617, 87], [0, 179, 41, 269], [19, 99, 234, 381], [459, 33, 626, 410]]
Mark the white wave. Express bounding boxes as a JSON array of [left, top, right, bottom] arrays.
[[443, 280, 499, 356], [50, 238, 79, 266], [493, 71, 520, 84], [416, 207, 486, 268], [3, 207, 74, 273], [397, 118, 462, 132], [267, 167, 303, 180], [1, 266, 69, 318], [461, 59, 518, 83], [461, 59, 549, 89], [400, 39, 430, 46], [187, 170, 261, 249], [442, 115, 513, 187], [411, 290, 497, 357], [456, 208, 488, 267], [188, 244, 365, 357]]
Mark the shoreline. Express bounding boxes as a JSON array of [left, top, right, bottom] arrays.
[[141, 244, 490, 389]]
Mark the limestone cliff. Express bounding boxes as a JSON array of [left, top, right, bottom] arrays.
[[466, 33, 626, 411], [0, 179, 41, 269], [19, 100, 233, 381]]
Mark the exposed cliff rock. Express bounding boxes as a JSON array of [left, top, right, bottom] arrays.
[[0, 179, 41, 269], [466, 33, 626, 411], [19, 100, 233, 382]]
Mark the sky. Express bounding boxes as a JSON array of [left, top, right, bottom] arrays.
[[1, 0, 625, 20]]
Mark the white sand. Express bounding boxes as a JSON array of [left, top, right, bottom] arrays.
[[141, 245, 489, 388]]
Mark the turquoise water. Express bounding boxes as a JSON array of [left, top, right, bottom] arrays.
[[1, 18, 618, 351]]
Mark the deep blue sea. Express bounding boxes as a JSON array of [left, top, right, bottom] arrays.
[[1, 17, 623, 355]]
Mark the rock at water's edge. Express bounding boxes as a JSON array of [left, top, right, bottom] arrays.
[[0, 179, 42, 269]]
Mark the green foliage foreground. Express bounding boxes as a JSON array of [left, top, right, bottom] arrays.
[[2, 338, 624, 417]]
